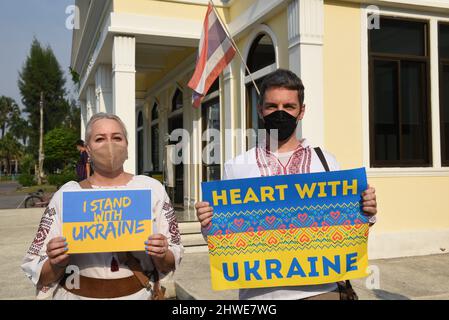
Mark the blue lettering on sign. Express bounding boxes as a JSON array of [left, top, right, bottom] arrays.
[[265, 259, 283, 279], [323, 255, 341, 276], [244, 260, 262, 281], [286, 257, 306, 278], [346, 252, 358, 272], [222, 262, 239, 281]]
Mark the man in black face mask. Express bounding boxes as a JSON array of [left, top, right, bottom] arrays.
[[195, 69, 378, 300]]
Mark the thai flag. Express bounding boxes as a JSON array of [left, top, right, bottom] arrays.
[[188, 3, 236, 108]]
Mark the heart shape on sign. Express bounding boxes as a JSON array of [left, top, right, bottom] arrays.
[[332, 231, 343, 241], [234, 218, 245, 228], [265, 216, 276, 225], [267, 236, 278, 245], [297, 213, 308, 223], [235, 239, 246, 248], [330, 211, 340, 220], [299, 233, 310, 243]]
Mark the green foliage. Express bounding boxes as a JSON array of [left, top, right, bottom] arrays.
[[0, 133, 23, 174], [48, 165, 77, 188], [69, 67, 80, 86], [18, 173, 35, 187], [44, 127, 79, 173], [18, 38, 70, 157], [20, 154, 36, 175], [0, 96, 29, 144]]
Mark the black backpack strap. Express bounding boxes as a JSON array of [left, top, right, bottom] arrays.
[[314, 147, 330, 172]]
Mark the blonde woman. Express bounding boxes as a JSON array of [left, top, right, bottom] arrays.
[[22, 113, 183, 300]]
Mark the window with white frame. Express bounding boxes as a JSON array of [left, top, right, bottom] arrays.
[[137, 111, 144, 174], [245, 33, 276, 149], [201, 79, 220, 182], [439, 22, 449, 167], [369, 16, 431, 167], [151, 102, 160, 171]]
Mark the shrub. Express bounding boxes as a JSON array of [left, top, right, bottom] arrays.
[[48, 165, 77, 188], [18, 173, 36, 187]]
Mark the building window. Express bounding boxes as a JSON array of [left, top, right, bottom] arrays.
[[439, 23, 449, 166], [172, 88, 183, 112], [202, 79, 220, 182], [151, 103, 160, 171], [245, 33, 276, 148], [137, 111, 144, 174], [369, 17, 431, 167]]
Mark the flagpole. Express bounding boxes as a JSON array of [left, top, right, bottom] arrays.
[[209, 0, 261, 96]]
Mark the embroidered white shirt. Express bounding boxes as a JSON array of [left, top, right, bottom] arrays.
[[21, 175, 184, 300]]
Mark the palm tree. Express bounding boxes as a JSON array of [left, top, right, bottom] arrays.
[[0, 96, 16, 139], [0, 133, 23, 175], [8, 105, 31, 146]]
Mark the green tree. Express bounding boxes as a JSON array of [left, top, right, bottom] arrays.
[[44, 127, 79, 173], [0, 96, 17, 138], [0, 133, 23, 175], [63, 99, 81, 139], [18, 38, 70, 158], [8, 111, 31, 146]]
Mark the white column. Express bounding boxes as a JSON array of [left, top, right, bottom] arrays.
[[86, 85, 96, 120], [113, 36, 136, 174], [80, 99, 87, 140], [222, 65, 235, 165], [288, 0, 325, 147], [95, 64, 113, 114], [183, 90, 191, 209]]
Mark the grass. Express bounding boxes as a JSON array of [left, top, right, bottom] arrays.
[[14, 184, 58, 194]]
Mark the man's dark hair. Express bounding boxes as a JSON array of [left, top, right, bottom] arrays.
[[76, 139, 85, 147], [258, 69, 305, 106]]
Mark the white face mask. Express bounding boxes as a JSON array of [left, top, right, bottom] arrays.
[[89, 142, 128, 172]]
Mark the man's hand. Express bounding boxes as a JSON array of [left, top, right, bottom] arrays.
[[362, 185, 377, 217], [195, 202, 213, 229]]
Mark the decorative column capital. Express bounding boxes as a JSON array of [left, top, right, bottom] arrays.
[[113, 36, 136, 74], [288, 0, 324, 48]]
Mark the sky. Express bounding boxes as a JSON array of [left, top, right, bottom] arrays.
[[0, 0, 75, 111]]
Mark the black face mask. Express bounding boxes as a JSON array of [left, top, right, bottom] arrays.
[[263, 110, 299, 141]]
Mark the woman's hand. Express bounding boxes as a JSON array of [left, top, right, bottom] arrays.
[[195, 201, 213, 229], [39, 237, 69, 286], [145, 234, 169, 259], [46, 237, 69, 269]]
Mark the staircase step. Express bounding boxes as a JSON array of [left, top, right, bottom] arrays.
[[181, 233, 207, 247], [184, 246, 209, 254], [179, 221, 201, 235]]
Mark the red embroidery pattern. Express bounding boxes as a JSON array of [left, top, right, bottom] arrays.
[[163, 201, 181, 245], [27, 207, 56, 256], [256, 143, 311, 176]]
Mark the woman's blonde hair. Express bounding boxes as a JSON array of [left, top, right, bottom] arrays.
[[85, 113, 129, 144]]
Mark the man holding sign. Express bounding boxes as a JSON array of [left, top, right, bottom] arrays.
[[196, 69, 377, 300], [22, 114, 183, 300]]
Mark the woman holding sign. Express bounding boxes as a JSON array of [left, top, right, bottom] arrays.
[[22, 113, 183, 300]]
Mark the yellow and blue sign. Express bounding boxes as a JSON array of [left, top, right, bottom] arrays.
[[201, 168, 370, 290], [62, 189, 152, 254]]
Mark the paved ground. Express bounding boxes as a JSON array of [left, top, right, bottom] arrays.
[[0, 208, 41, 300], [0, 181, 20, 194], [0, 182, 26, 209], [174, 252, 449, 300], [2, 207, 449, 300]]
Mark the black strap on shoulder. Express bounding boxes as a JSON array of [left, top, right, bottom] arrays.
[[314, 147, 330, 172]]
